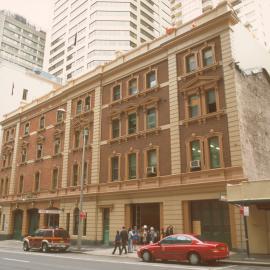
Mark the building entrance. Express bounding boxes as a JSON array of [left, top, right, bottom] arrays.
[[191, 200, 231, 247], [28, 208, 39, 235], [130, 203, 160, 231], [13, 209, 23, 240]]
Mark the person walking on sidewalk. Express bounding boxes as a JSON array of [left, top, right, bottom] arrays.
[[132, 226, 139, 251], [128, 228, 133, 253], [112, 230, 121, 255], [120, 226, 128, 255]]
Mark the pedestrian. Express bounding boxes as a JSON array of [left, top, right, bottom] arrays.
[[160, 227, 165, 239], [149, 227, 156, 244], [120, 226, 128, 254], [169, 225, 174, 235], [128, 228, 133, 253], [112, 230, 121, 255], [132, 226, 139, 251], [142, 225, 148, 245]]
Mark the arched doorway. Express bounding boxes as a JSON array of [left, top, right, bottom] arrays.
[[28, 208, 39, 235], [13, 209, 23, 240]]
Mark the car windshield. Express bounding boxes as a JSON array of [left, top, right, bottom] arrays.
[[54, 230, 69, 238]]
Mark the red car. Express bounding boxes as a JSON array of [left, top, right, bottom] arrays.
[[137, 234, 229, 265]]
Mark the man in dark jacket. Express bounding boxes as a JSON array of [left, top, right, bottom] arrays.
[[120, 226, 128, 254]]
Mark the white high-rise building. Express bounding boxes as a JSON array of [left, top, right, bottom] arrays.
[[0, 10, 46, 70], [48, 0, 171, 81], [171, 0, 270, 51]]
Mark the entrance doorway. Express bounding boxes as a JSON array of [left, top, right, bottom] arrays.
[[13, 209, 23, 240], [131, 203, 160, 231], [102, 208, 110, 245], [28, 208, 39, 235], [191, 199, 231, 247]]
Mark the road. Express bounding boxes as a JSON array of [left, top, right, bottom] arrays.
[[0, 248, 268, 270]]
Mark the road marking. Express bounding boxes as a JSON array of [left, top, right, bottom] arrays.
[[2, 258, 30, 263], [0, 249, 229, 270]]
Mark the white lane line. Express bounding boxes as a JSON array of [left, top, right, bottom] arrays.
[[2, 258, 30, 263], [0, 249, 217, 270], [218, 266, 236, 270]]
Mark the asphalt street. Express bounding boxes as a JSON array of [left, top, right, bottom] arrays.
[[0, 248, 269, 270]]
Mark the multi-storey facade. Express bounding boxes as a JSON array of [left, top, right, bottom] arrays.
[[0, 10, 46, 70], [170, 0, 270, 51], [0, 3, 270, 254], [47, 0, 171, 81]]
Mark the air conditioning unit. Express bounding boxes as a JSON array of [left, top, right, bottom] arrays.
[[190, 160, 201, 169], [147, 166, 157, 175]]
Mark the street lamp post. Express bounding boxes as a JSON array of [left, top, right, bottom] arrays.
[[77, 128, 88, 250]]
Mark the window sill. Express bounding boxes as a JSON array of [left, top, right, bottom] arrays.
[[109, 128, 161, 144], [37, 128, 46, 133], [74, 109, 93, 119], [181, 110, 225, 126], [52, 153, 62, 158], [180, 62, 221, 80], [19, 162, 27, 166], [108, 85, 160, 107], [34, 158, 43, 163], [54, 121, 65, 127]]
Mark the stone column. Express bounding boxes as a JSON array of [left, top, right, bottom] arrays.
[[90, 86, 102, 184], [168, 52, 181, 175], [21, 208, 28, 237], [9, 122, 20, 195], [39, 213, 45, 228], [61, 100, 72, 188]]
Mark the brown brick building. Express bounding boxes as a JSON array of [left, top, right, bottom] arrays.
[[0, 3, 270, 254]]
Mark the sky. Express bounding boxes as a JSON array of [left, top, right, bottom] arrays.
[[0, 0, 54, 31]]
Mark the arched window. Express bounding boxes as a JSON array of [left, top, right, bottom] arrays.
[[5, 131, 9, 142], [73, 208, 79, 235]]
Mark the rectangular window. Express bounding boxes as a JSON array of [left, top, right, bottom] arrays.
[[0, 179, 4, 196], [19, 175, 24, 194], [76, 100, 82, 114], [128, 78, 138, 95], [146, 71, 157, 88], [74, 131, 80, 148], [85, 96, 91, 111], [112, 119, 120, 138], [188, 95, 200, 118], [147, 149, 157, 177], [57, 110, 64, 122], [5, 178, 9, 195], [2, 155, 6, 168], [203, 48, 214, 66], [1, 214, 5, 231], [128, 153, 137, 179], [208, 137, 221, 169], [24, 123, 30, 135], [39, 116, 45, 129], [52, 168, 58, 190], [128, 113, 137, 134], [34, 172, 40, 192], [186, 54, 196, 72], [22, 89, 28, 101], [111, 156, 119, 181], [66, 213, 70, 233], [146, 108, 156, 129], [83, 162, 88, 183], [112, 85, 121, 101], [36, 144, 43, 159], [54, 138, 61, 154], [73, 164, 79, 186], [190, 140, 201, 171], [206, 90, 217, 113]]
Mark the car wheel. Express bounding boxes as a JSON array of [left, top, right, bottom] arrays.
[[42, 243, 49, 253], [23, 242, 29, 251], [142, 251, 152, 262], [188, 252, 200, 265]]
